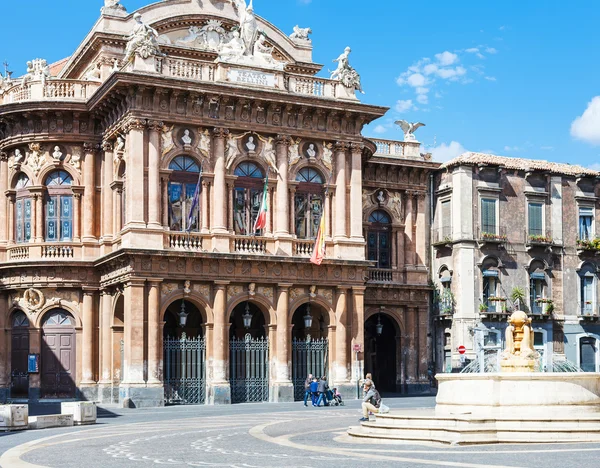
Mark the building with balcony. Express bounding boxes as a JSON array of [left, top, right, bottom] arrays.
[[0, 0, 434, 407], [430, 152, 600, 373]]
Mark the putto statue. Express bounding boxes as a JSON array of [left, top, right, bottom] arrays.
[[22, 58, 51, 86], [395, 120, 426, 142], [290, 25, 312, 41], [330, 47, 364, 94], [124, 13, 163, 62]]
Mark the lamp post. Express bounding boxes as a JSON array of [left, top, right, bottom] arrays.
[[303, 302, 313, 329], [178, 300, 189, 327], [242, 301, 253, 329], [376, 306, 384, 336]]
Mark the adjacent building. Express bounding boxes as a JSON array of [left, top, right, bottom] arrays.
[[0, 0, 433, 407]]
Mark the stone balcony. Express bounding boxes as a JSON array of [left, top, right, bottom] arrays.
[[1, 79, 101, 105], [370, 138, 427, 160]]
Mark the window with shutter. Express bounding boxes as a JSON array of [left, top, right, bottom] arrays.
[[441, 200, 451, 238], [481, 198, 497, 234], [528, 203, 543, 236], [579, 207, 594, 240]]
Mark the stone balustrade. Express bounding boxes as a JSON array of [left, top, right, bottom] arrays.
[[8, 245, 30, 260], [41, 244, 75, 259], [293, 239, 314, 257], [367, 268, 394, 283], [166, 232, 204, 251], [232, 236, 267, 254], [288, 75, 336, 98], [1, 80, 100, 104], [371, 138, 424, 160]]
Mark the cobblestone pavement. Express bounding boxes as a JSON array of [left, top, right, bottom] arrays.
[[1, 397, 600, 468]]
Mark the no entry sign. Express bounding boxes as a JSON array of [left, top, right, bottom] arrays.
[[458, 345, 466, 355]]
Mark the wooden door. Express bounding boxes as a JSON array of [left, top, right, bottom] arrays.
[[11, 312, 30, 398], [41, 310, 76, 398]]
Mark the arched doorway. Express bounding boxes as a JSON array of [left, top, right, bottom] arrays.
[[163, 299, 206, 405], [365, 312, 400, 394], [10, 311, 30, 398], [229, 301, 269, 403], [41, 309, 76, 398], [291, 302, 329, 401]]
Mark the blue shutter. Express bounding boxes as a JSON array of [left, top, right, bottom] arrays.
[[481, 199, 497, 233], [528, 203, 543, 236]]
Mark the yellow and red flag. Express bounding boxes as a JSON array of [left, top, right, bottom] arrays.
[[310, 213, 326, 265]]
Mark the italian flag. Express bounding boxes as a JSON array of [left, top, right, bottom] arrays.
[[310, 213, 326, 265], [253, 175, 268, 232]]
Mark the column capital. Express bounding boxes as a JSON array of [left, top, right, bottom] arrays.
[[0, 151, 8, 162], [278, 283, 293, 290], [147, 278, 164, 286], [351, 286, 367, 294], [214, 280, 230, 288], [101, 141, 113, 152], [125, 278, 147, 288], [276, 134, 292, 146], [123, 118, 147, 133], [334, 141, 350, 152], [336, 286, 350, 292], [83, 142, 99, 155], [82, 288, 99, 296], [212, 127, 230, 139], [350, 142, 364, 153], [147, 120, 164, 132]]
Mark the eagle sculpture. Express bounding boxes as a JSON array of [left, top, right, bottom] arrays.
[[394, 120, 426, 141]]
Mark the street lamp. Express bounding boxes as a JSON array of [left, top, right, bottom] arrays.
[[242, 301, 253, 329], [376, 314, 383, 336], [178, 301, 189, 327], [303, 302, 313, 329]]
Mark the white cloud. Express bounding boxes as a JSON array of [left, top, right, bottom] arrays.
[[484, 76, 497, 81], [423, 63, 439, 75], [395, 99, 416, 113], [435, 51, 458, 66], [406, 73, 428, 87], [571, 97, 600, 145], [485, 47, 498, 54], [373, 125, 387, 134], [436, 66, 467, 80], [503, 145, 521, 152], [416, 94, 428, 104], [415, 87, 429, 95], [465, 47, 479, 53], [431, 141, 466, 162]]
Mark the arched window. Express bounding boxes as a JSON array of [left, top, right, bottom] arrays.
[[233, 162, 265, 235], [168, 156, 201, 232], [579, 263, 596, 316], [294, 167, 324, 239], [12, 311, 29, 328], [45, 170, 73, 242], [529, 261, 548, 315], [43, 310, 74, 327], [367, 210, 392, 269], [14, 173, 32, 244]]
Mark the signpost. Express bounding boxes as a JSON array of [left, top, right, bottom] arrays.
[[353, 343, 362, 399], [458, 345, 466, 355]]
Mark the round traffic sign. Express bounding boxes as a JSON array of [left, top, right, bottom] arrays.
[[458, 345, 466, 355]]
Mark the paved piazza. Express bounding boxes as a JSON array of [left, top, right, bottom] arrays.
[[0, 397, 599, 468]]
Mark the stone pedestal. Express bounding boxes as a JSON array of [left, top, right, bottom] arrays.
[[61, 402, 97, 425], [0, 405, 28, 431], [208, 383, 231, 405], [270, 382, 294, 403], [119, 385, 164, 409]]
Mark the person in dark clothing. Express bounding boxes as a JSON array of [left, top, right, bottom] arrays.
[[309, 378, 319, 406], [316, 376, 330, 407], [303, 373, 313, 407]]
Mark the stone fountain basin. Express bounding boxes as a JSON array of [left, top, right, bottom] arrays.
[[436, 372, 600, 418]]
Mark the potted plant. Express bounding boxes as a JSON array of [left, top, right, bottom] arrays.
[[510, 287, 527, 311]]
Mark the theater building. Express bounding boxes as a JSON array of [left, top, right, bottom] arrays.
[[0, 0, 434, 407]]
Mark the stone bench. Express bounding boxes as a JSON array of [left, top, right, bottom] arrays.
[[0, 405, 28, 431], [28, 414, 73, 430], [61, 402, 97, 425]]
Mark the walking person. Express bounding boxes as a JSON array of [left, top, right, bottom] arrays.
[[316, 375, 330, 407], [359, 380, 381, 421], [303, 373, 313, 407], [309, 377, 319, 407]]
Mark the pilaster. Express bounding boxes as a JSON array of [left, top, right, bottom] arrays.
[[275, 135, 292, 255], [209, 281, 231, 404], [82, 142, 97, 243], [272, 283, 293, 402], [211, 128, 229, 251]]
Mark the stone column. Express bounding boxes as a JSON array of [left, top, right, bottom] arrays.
[[0, 294, 8, 402], [0, 153, 8, 245], [147, 121, 163, 229], [334, 142, 348, 240], [349, 143, 364, 240], [275, 136, 290, 234], [350, 287, 365, 393], [415, 192, 427, 267], [334, 287, 353, 396], [161, 175, 169, 229], [273, 284, 293, 401], [210, 281, 230, 404], [6, 193, 15, 244], [212, 128, 228, 234], [325, 191, 332, 238], [101, 142, 114, 242], [201, 180, 209, 233], [81, 289, 97, 400], [98, 289, 113, 402], [82, 143, 97, 242], [404, 192, 415, 266], [406, 306, 418, 386], [110, 183, 123, 235], [31, 190, 43, 243], [72, 189, 83, 242], [147, 280, 162, 385], [418, 306, 428, 384], [125, 119, 147, 229]]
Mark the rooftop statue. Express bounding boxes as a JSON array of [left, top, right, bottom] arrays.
[[330, 47, 364, 94], [102, 0, 126, 13], [232, 0, 258, 55], [22, 58, 51, 86], [395, 120, 425, 142], [219, 31, 245, 60], [124, 13, 164, 62], [289, 25, 312, 42], [253, 34, 279, 67]]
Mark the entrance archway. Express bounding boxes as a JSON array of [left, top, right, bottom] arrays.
[[291, 302, 329, 401], [41, 309, 76, 398], [10, 311, 29, 398], [365, 312, 400, 393], [229, 301, 269, 403], [163, 299, 206, 405]]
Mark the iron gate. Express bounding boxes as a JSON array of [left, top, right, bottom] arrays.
[[163, 334, 206, 405], [230, 334, 269, 403], [292, 338, 329, 401]]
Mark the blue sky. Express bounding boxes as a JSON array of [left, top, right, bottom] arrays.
[[2, 0, 599, 166]]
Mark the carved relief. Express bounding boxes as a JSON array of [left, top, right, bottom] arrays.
[[161, 283, 178, 297], [12, 288, 45, 315], [321, 142, 333, 171], [227, 285, 243, 301], [193, 283, 211, 300], [161, 125, 175, 156], [27, 143, 44, 175], [319, 288, 333, 305], [257, 286, 273, 299], [290, 287, 304, 301]]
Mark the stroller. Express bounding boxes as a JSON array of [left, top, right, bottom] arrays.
[[331, 387, 344, 406]]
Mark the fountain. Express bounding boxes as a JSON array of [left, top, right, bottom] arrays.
[[348, 309, 600, 445]]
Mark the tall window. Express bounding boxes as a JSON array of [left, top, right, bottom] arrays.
[[367, 210, 391, 269], [482, 273, 498, 310], [580, 336, 598, 372], [440, 199, 451, 239], [529, 272, 546, 314], [294, 167, 324, 239], [168, 156, 201, 232], [45, 170, 73, 242], [481, 198, 497, 234], [15, 173, 32, 244], [233, 162, 265, 236], [528, 202, 543, 236], [580, 264, 596, 315], [579, 207, 594, 240]]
